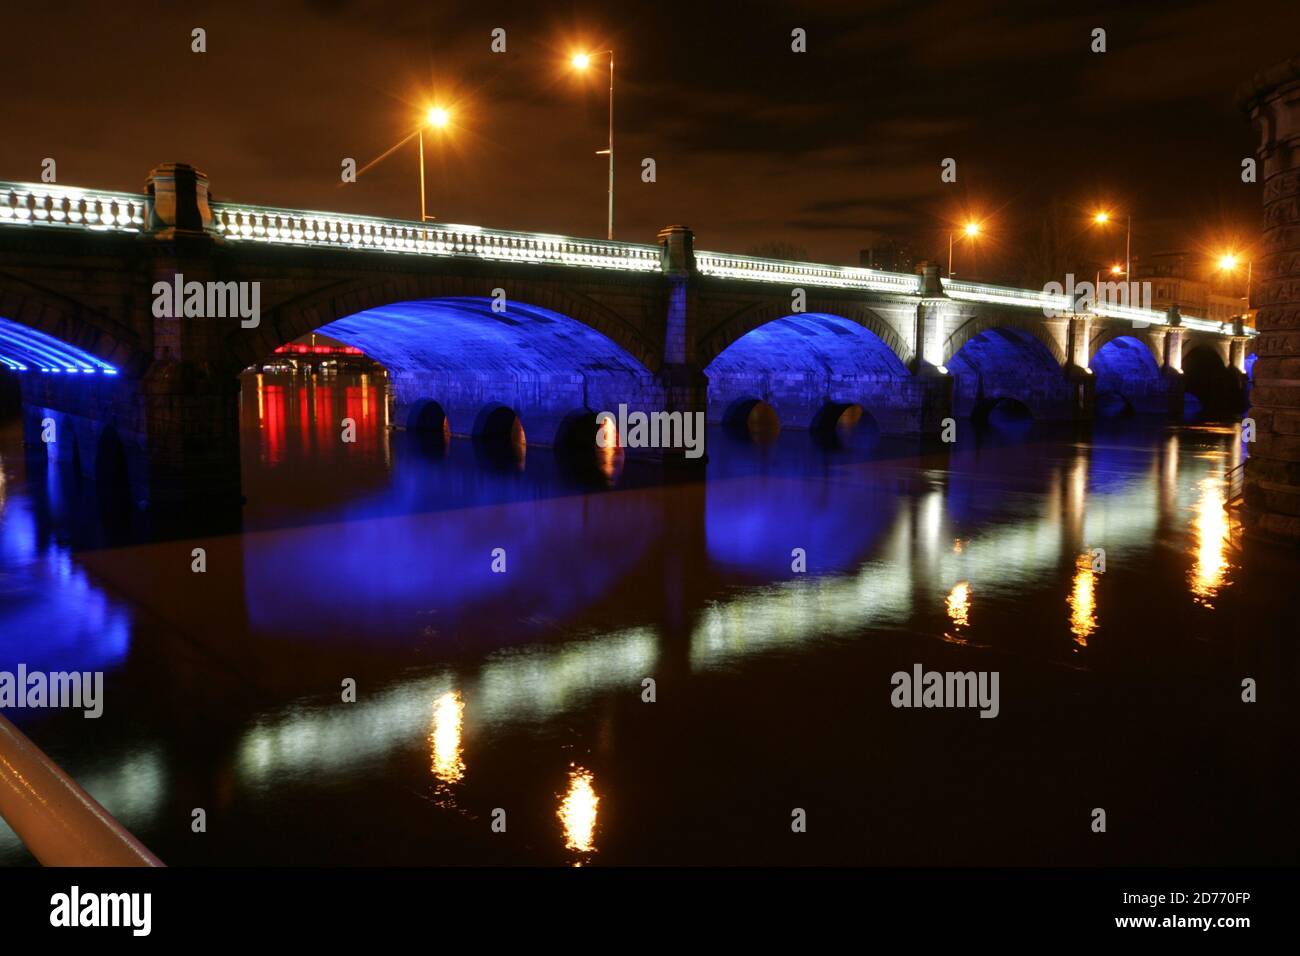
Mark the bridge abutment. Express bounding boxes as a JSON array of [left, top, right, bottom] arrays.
[[1242, 58, 1300, 541]]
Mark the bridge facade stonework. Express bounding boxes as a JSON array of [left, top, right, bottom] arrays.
[[0, 163, 1251, 509]]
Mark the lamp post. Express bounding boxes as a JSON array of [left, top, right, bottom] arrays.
[[571, 50, 615, 241], [948, 221, 981, 277], [1092, 209, 1132, 288], [1217, 253, 1253, 312], [419, 107, 451, 222]]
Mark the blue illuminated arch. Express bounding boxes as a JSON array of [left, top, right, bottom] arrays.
[[948, 326, 1065, 420], [1091, 335, 1163, 416], [313, 297, 650, 378], [0, 315, 118, 374], [706, 313, 908, 380], [705, 313, 909, 431]]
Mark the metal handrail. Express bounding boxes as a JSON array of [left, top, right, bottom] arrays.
[[0, 713, 163, 866], [1224, 461, 1247, 508]]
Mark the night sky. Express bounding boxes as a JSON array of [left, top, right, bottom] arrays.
[[3, 1, 1297, 282]]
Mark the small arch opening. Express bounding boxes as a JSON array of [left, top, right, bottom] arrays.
[[722, 398, 780, 443], [408, 399, 450, 437], [471, 404, 526, 470], [1095, 391, 1135, 419], [810, 402, 880, 449], [974, 397, 1034, 430]]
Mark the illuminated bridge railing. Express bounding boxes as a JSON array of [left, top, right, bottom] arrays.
[[0, 182, 146, 232], [695, 250, 923, 295], [0, 180, 1259, 337], [209, 201, 663, 273], [942, 278, 1072, 313], [943, 277, 1255, 336]]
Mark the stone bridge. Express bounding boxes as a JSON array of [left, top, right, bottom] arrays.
[[0, 163, 1253, 508]]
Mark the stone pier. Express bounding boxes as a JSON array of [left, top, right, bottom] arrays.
[[1242, 58, 1300, 542]]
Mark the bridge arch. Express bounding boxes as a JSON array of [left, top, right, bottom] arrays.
[[232, 272, 660, 374], [943, 313, 1066, 367], [256, 295, 661, 450], [1089, 334, 1166, 417], [0, 282, 140, 374], [703, 311, 913, 436], [697, 298, 911, 369], [1182, 342, 1242, 421], [946, 323, 1071, 421]]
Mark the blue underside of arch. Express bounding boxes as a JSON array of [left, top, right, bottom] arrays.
[[948, 326, 1063, 418], [948, 326, 1057, 378], [1092, 336, 1160, 395], [313, 297, 648, 376], [705, 313, 907, 378], [0, 315, 117, 374]]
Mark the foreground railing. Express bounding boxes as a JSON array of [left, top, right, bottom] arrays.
[[0, 713, 162, 866], [1225, 461, 1247, 508]]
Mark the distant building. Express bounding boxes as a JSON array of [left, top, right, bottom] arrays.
[[859, 241, 917, 274], [1134, 251, 1254, 327]]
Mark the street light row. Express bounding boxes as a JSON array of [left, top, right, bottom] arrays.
[[416, 50, 616, 238], [951, 207, 1249, 302], [416, 77, 1253, 291]]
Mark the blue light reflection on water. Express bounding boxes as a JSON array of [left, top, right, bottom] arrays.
[[0, 465, 130, 679], [0, 373, 1262, 865]]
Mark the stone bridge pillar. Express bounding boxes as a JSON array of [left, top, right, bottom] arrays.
[[1160, 308, 1187, 418], [1242, 58, 1300, 541], [656, 225, 709, 464], [1066, 314, 1095, 418], [139, 163, 242, 509], [1228, 322, 1253, 409], [905, 262, 954, 433], [1229, 327, 1250, 374]]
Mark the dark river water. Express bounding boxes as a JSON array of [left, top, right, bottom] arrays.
[[0, 371, 1295, 866]]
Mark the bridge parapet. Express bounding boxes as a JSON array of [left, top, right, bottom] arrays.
[[0, 174, 1259, 340], [209, 199, 662, 273], [0, 181, 146, 233], [694, 248, 921, 295]]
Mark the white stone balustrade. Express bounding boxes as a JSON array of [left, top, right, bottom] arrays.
[[0, 183, 145, 232], [208, 202, 662, 273], [0, 179, 1254, 337], [695, 250, 923, 295]]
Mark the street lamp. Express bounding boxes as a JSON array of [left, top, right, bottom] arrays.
[[419, 106, 452, 222], [1216, 253, 1252, 308], [948, 220, 981, 277], [570, 49, 615, 241], [1092, 208, 1132, 283]]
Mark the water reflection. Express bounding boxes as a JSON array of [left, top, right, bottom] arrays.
[[1068, 554, 1097, 647], [945, 580, 972, 643], [1189, 474, 1233, 607], [429, 690, 466, 789], [558, 765, 599, 862], [0, 377, 1269, 865]]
